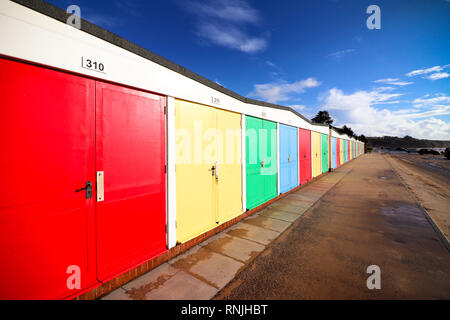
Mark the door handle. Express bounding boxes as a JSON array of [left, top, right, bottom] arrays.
[[209, 165, 216, 177], [261, 159, 265, 168], [76, 181, 92, 199]]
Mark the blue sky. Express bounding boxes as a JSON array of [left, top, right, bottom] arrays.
[[49, 0, 450, 139]]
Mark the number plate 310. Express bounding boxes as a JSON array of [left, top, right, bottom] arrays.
[[82, 57, 105, 73]]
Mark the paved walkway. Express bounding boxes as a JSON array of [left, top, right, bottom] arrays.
[[215, 153, 450, 299], [102, 159, 350, 300]]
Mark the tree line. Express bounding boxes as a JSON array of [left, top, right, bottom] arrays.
[[311, 110, 368, 143]]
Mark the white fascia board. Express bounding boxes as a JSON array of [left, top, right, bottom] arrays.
[[310, 125, 329, 135], [1, 1, 314, 131], [331, 130, 348, 140], [332, 130, 348, 140], [330, 129, 340, 138]]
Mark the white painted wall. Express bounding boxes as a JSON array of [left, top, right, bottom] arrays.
[[241, 114, 247, 212], [166, 97, 177, 248]]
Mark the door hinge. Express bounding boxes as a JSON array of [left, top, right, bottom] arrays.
[[164, 105, 167, 115], [165, 164, 167, 173], [165, 225, 167, 234]]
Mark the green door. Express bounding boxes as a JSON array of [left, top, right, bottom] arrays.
[[321, 134, 329, 173], [246, 116, 264, 210], [343, 141, 347, 162], [246, 116, 278, 210], [262, 119, 278, 202]]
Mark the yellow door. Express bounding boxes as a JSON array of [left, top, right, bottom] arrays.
[[216, 108, 242, 224], [176, 100, 216, 243], [175, 100, 242, 243], [311, 131, 321, 177], [340, 139, 344, 164]]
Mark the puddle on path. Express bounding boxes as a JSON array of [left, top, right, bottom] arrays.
[[227, 228, 250, 239], [171, 248, 214, 271], [126, 274, 173, 300], [203, 236, 234, 255]]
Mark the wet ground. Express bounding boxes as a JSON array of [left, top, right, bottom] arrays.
[[215, 153, 450, 299], [386, 152, 450, 241], [103, 153, 450, 300], [385, 150, 450, 181]]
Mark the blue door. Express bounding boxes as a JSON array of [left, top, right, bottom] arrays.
[[289, 125, 299, 191], [279, 124, 299, 193], [331, 137, 337, 169]]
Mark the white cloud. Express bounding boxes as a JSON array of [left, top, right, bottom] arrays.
[[374, 78, 399, 83], [406, 65, 443, 77], [427, 72, 450, 80], [388, 81, 414, 86], [184, 0, 268, 53], [373, 78, 413, 86], [188, 0, 260, 24], [413, 94, 450, 108], [375, 86, 396, 92], [249, 78, 321, 103], [328, 49, 355, 59], [321, 88, 450, 139], [196, 23, 267, 53], [289, 105, 306, 111], [402, 106, 450, 119], [323, 88, 404, 110]]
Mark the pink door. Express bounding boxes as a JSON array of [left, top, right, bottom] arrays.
[[347, 140, 351, 160], [299, 129, 312, 184], [336, 138, 341, 167]]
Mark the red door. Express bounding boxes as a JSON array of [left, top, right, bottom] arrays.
[[95, 82, 166, 282], [299, 128, 312, 184], [0, 58, 98, 299], [336, 138, 341, 167]]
